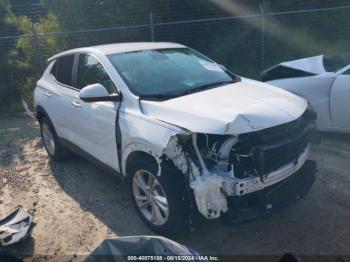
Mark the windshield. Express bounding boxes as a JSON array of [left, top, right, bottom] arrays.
[[108, 48, 237, 99]]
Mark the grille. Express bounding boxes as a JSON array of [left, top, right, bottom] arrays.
[[231, 111, 314, 178], [253, 132, 308, 176]]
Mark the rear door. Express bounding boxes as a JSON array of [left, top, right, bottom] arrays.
[[330, 68, 350, 130], [70, 53, 120, 171], [46, 54, 77, 140]]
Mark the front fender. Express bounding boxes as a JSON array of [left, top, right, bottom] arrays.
[[119, 110, 187, 175]]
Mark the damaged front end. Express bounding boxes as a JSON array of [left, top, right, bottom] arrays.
[[162, 109, 316, 220]]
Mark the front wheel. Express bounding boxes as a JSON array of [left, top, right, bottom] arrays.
[[128, 158, 190, 235]]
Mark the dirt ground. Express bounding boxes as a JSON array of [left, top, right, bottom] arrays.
[[1, 116, 350, 261]]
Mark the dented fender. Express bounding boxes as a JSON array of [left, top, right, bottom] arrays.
[[119, 109, 187, 176]]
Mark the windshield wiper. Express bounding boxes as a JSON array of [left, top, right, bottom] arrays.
[[178, 80, 235, 96], [139, 93, 179, 101], [140, 80, 235, 101]]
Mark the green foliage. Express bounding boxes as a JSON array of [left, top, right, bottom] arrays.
[[0, 0, 19, 112], [3, 10, 63, 111]]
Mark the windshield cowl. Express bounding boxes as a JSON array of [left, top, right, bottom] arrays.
[[139, 78, 240, 101]]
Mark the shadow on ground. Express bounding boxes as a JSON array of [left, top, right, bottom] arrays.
[[48, 154, 153, 236]]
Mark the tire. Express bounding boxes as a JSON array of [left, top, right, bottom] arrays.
[[128, 157, 190, 235], [39, 116, 69, 160]]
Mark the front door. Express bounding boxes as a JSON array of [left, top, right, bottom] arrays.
[[70, 53, 121, 171]]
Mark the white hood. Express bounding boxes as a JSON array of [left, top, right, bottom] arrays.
[[140, 78, 307, 135]]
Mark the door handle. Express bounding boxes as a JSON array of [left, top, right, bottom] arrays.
[[44, 92, 51, 97], [72, 101, 81, 108]]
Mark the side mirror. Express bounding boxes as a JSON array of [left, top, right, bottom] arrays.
[[79, 83, 122, 102]]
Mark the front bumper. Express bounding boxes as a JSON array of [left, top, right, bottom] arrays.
[[223, 145, 310, 196], [221, 160, 316, 224]]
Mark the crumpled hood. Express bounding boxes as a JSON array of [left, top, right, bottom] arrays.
[[140, 78, 307, 135]]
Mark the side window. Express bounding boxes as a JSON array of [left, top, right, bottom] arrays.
[[76, 54, 116, 93], [55, 55, 75, 86]]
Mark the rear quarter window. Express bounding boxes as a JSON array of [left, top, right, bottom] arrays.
[[52, 55, 75, 86]]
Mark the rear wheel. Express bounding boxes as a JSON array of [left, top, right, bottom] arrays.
[[40, 117, 69, 160], [128, 158, 190, 235]]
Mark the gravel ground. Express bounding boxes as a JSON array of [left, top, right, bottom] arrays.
[[0, 116, 350, 261]]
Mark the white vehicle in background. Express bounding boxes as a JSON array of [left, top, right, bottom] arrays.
[[34, 42, 316, 235], [261, 54, 350, 133]]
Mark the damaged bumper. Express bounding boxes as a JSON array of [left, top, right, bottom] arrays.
[[162, 108, 316, 220], [223, 160, 316, 224], [223, 145, 309, 197]]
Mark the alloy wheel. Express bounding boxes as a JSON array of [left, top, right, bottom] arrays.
[[132, 170, 169, 226], [42, 122, 55, 156]]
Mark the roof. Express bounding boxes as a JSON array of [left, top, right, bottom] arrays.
[[93, 42, 185, 54], [48, 42, 186, 61]]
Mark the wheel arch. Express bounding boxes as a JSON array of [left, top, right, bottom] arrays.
[[35, 105, 49, 123], [125, 150, 159, 179], [35, 105, 59, 137]]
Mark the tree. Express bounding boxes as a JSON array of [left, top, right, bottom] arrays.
[[0, 0, 22, 113], [4, 4, 63, 110]]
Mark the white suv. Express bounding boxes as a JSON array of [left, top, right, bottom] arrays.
[[34, 42, 316, 234]]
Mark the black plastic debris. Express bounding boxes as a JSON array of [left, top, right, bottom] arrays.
[[85, 236, 199, 262], [0, 206, 34, 246]]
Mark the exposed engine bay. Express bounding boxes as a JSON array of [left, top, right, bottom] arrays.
[[163, 108, 316, 219]]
